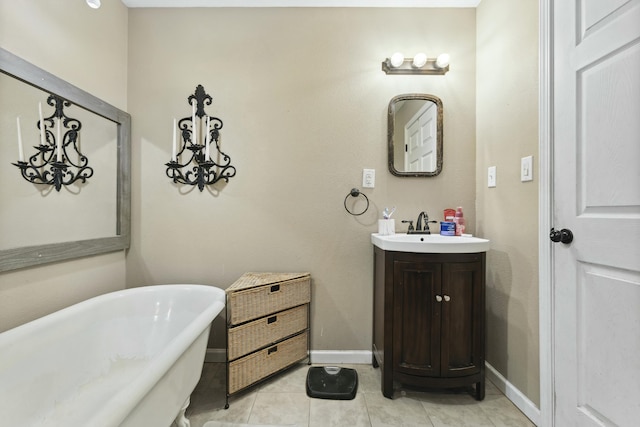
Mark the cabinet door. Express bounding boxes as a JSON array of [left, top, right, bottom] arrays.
[[392, 260, 442, 377], [440, 261, 484, 377]]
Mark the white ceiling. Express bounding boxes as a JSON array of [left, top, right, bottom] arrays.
[[121, 0, 481, 7]]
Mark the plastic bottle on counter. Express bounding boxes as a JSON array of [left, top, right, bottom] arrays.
[[453, 207, 465, 236], [443, 208, 456, 222]]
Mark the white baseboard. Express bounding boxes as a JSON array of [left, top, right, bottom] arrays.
[[485, 362, 540, 426], [310, 350, 372, 364]]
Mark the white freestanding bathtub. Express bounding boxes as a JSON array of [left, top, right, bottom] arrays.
[[0, 284, 226, 427]]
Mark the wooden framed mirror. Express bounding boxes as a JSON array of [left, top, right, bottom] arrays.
[[0, 48, 131, 272]]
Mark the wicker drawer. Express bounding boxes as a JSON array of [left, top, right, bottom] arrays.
[[228, 331, 308, 394], [227, 275, 310, 325], [228, 304, 308, 361]]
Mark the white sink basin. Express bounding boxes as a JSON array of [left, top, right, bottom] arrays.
[[371, 233, 490, 253]]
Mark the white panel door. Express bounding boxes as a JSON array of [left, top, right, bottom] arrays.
[[553, 1, 640, 426], [404, 102, 437, 172]]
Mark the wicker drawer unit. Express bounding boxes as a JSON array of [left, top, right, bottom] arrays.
[[226, 272, 311, 402], [228, 331, 309, 394]]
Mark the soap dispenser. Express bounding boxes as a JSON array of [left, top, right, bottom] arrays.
[[454, 207, 465, 236]]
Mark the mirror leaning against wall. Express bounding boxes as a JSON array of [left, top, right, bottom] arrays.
[[0, 47, 131, 272], [388, 94, 443, 177]]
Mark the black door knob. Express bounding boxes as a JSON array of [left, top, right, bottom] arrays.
[[550, 228, 573, 244]]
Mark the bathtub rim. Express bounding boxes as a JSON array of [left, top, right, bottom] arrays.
[[0, 284, 226, 427]]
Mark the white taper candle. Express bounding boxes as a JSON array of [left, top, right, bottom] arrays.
[[56, 117, 62, 162], [191, 100, 197, 146], [205, 116, 210, 160], [38, 102, 46, 146], [172, 118, 177, 162], [16, 117, 24, 162]]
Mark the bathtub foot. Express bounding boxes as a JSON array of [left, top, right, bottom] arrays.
[[174, 397, 191, 427]]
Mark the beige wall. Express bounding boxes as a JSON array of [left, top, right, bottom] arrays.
[[476, 0, 540, 405], [126, 7, 477, 350], [0, 0, 129, 332]]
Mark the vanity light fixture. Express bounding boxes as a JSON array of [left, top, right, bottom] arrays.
[[382, 52, 450, 75], [165, 84, 236, 191], [86, 0, 101, 9], [12, 95, 94, 192]]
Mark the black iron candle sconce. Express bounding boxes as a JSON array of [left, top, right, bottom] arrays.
[[12, 94, 93, 192], [165, 85, 236, 191]]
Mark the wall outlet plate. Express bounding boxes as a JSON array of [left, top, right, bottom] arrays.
[[363, 168, 375, 188], [521, 156, 533, 182], [488, 166, 496, 187]]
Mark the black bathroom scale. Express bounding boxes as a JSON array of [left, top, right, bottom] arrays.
[[306, 366, 358, 400]]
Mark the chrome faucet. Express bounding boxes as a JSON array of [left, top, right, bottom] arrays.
[[413, 211, 437, 234]]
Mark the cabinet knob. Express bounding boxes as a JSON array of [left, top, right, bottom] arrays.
[[435, 295, 443, 302], [444, 295, 451, 302]]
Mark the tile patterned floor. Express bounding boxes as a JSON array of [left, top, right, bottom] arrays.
[[186, 363, 536, 427]]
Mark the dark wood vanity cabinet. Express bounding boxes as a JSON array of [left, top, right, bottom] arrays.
[[372, 247, 486, 400]]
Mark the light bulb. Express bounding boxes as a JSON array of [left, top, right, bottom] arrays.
[[86, 0, 101, 9], [412, 53, 427, 68], [436, 53, 450, 69], [389, 52, 405, 68]]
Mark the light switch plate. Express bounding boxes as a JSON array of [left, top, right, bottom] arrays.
[[363, 168, 375, 188], [488, 166, 496, 188], [521, 156, 533, 182]]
